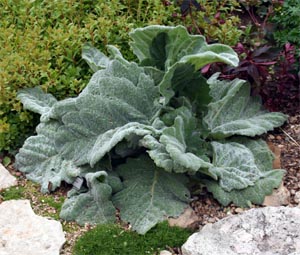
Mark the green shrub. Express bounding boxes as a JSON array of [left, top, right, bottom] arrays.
[[171, 0, 243, 45], [15, 25, 286, 234], [73, 222, 192, 255], [269, 0, 300, 48], [0, 0, 178, 153]]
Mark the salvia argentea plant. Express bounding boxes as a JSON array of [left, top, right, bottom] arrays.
[[15, 25, 287, 234]]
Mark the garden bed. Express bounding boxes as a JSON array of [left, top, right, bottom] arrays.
[[1, 114, 298, 255], [1, 1, 299, 254]]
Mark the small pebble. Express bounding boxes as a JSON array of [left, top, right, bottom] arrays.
[[294, 191, 300, 204], [289, 116, 298, 123], [208, 218, 215, 223], [235, 208, 244, 213], [160, 250, 172, 255]]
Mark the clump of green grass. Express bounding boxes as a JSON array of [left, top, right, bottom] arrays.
[[38, 195, 65, 220], [0, 186, 25, 200], [39, 196, 65, 211], [73, 221, 192, 255]]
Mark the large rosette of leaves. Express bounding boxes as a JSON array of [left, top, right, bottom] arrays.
[[15, 25, 288, 234]]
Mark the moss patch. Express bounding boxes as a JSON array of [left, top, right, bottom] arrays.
[[73, 221, 193, 255], [0, 186, 25, 200]]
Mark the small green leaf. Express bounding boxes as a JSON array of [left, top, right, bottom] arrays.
[[160, 113, 212, 173], [2, 156, 11, 167], [228, 137, 275, 172]]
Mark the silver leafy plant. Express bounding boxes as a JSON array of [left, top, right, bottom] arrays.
[[15, 25, 287, 234]]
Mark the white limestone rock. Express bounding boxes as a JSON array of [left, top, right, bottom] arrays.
[[182, 206, 300, 255], [160, 250, 172, 255], [0, 163, 17, 190], [0, 200, 65, 255]]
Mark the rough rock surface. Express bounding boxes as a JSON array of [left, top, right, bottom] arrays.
[[168, 207, 199, 229], [182, 206, 300, 255], [0, 163, 17, 190], [263, 182, 290, 206], [0, 200, 65, 255], [294, 191, 300, 204]]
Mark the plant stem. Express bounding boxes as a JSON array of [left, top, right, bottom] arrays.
[[189, 7, 202, 35], [280, 128, 300, 147], [137, 0, 143, 21]]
